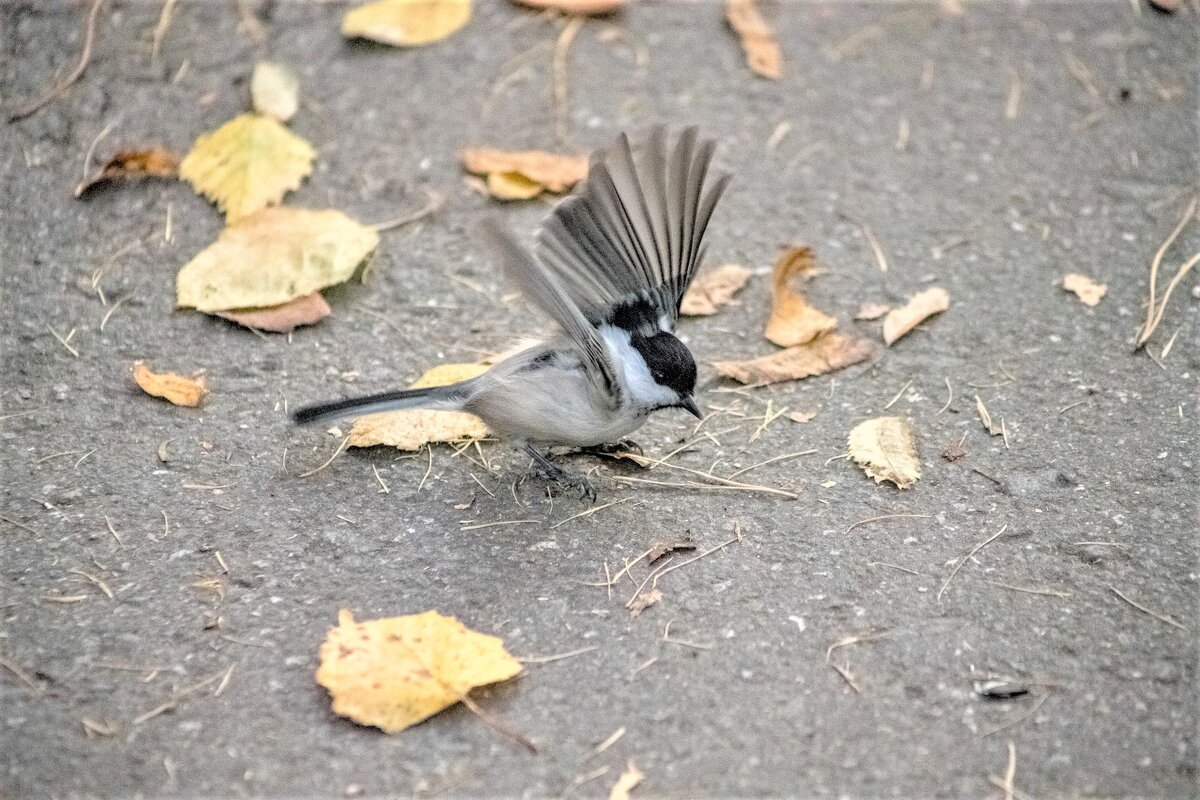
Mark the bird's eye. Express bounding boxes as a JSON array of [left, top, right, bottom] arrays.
[[651, 371, 664, 382]]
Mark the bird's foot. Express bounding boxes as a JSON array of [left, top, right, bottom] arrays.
[[522, 446, 598, 502], [582, 439, 644, 460]]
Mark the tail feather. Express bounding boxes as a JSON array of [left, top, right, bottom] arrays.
[[292, 385, 460, 425]]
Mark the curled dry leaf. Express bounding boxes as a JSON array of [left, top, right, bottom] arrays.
[[462, 147, 588, 198], [348, 363, 489, 450], [511, 0, 625, 13], [75, 147, 180, 197], [882, 287, 950, 345], [1062, 273, 1106, 306], [854, 302, 891, 321], [848, 416, 921, 489], [250, 61, 300, 122], [132, 362, 207, 407], [646, 537, 697, 564], [179, 113, 315, 222], [713, 333, 873, 386], [609, 761, 645, 800], [177, 208, 378, 312], [342, 0, 471, 46], [679, 264, 751, 316], [726, 0, 782, 79], [786, 410, 817, 423], [215, 292, 331, 333], [316, 610, 521, 734], [628, 589, 662, 618], [764, 247, 837, 347]]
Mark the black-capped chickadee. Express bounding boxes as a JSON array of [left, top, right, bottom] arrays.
[[294, 127, 730, 499]]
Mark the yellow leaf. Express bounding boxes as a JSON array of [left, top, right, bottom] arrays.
[[764, 247, 837, 346], [1062, 273, 1106, 306], [609, 761, 644, 800], [848, 416, 921, 489], [251, 61, 300, 122], [462, 147, 589, 194], [177, 208, 379, 312], [132, 362, 207, 407], [348, 363, 489, 450], [179, 113, 315, 222], [679, 264, 751, 316], [713, 333, 873, 386], [316, 610, 522, 734], [726, 0, 782, 79], [882, 287, 949, 345], [486, 171, 543, 200], [342, 0, 471, 47]]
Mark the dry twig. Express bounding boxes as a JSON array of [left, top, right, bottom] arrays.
[[9, 0, 107, 121]]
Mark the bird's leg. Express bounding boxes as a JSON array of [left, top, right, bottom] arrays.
[[582, 439, 644, 458], [522, 443, 597, 502]]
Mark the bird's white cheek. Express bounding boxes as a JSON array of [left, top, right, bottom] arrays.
[[600, 325, 678, 409]]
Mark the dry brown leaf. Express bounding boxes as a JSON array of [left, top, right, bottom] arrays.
[[882, 287, 950, 345], [75, 147, 180, 197], [786, 410, 818, 423], [646, 537, 697, 564], [1062, 273, 1107, 306], [511, 0, 625, 13], [942, 439, 967, 462], [854, 302, 891, 321], [132, 362, 207, 407], [679, 264, 751, 316], [713, 333, 873, 386], [316, 610, 521, 734], [628, 589, 662, 618], [764, 247, 837, 346], [214, 292, 331, 333], [975, 394, 1001, 436], [848, 416, 921, 489], [348, 363, 489, 450], [462, 147, 588, 196], [609, 761, 644, 800], [341, 0, 472, 46], [726, 0, 782, 79]]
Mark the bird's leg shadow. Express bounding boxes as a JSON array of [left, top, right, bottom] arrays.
[[521, 444, 597, 502], [580, 439, 644, 460]]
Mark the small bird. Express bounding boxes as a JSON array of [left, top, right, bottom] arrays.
[[293, 127, 730, 499]]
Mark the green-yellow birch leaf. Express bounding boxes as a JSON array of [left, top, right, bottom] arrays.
[[342, 0, 471, 47]]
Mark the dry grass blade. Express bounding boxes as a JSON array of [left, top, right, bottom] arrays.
[[612, 474, 797, 499], [517, 646, 598, 665], [1108, 585, 1187, 630], [1138, 195, 1196, 347], [845, 513, 930, 533], [0, 652, 44, 693], [9, 0, 106, 121], [937, 524, 1008, 601], [297, 436, 349, 478]]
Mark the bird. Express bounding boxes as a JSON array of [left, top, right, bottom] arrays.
[[293, 127, 731, 500]]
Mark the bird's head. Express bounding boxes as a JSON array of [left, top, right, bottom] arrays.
[[629, 331, 701, 419]]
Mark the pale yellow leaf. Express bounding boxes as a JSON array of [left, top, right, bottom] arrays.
[[726, 0, 782, 79], [764, 247, 837, 346], [251, 61, 300, 122], [848, 416, 921, 489], [179, 113, 315, 222], [713, 333, 873, 386], [348, 363, 490, 450], [486, 171, 543, 200], [680, 264, 751, 316], [1062, 273, 1106, 306], [462, 147, 588, 194], [177, 208, 378, 312], [882, 287, 950, 345], [316, 610, 521, 734], [132, 362, 207, 407], [609, 761, 644, 800], [342, 0, 471, 47]]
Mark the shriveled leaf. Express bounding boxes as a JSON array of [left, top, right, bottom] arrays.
[[764, 247, 837, 346], [179, 113, 315, 222], [882, 287, 950, 345], [462, 147, 588, 194], [511, 0, 625, 12], [1062, 273, 1106, 306], [848, 416, 921, 489], [214, 292, 331, 333], [75, 147, 179, 197], [786, 410, 817, 423], [348, 363, 489, 450], [628, 589, 662, 618], [177, 208, 378, 312], [680, 264, 751, 316], [646, 536, 696, 564], [316, 610, 521, 734], [486, 171, 543, 200], [713, 333, 873, 386], [854, 302, 890, 321], [726, 0, 782, 79], [609, 762, 644, 800], [342, 0, 471, 47], [251, 61, 300, 122], [132, 362, 207, 407]]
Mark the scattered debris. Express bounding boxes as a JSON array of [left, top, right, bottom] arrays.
[[882, 287, 950, 345], [713, 333, 873, 385], [628, 588, 662, 618], [845, 513, 930, 533], [215, 292, 332, 333], [132, 362, 207, 407], [462, 147, 589, 199], [1108, 585, 1187, 630], [725, 0, 782, 79], [75, 147, 179, 197], [1137, 195, 1198, 348], [315, 609, 522, 734], [973, 678, 1030, 699], [937, 523, 1008, 601], [941, 437, 968, 462], [786, 410, 817, 423], [764, 247, 837, 347], [348, 363, 490, 450], [7, 0, 107, 122], [250, 61, 300, 122], [854, 302, 890, 321], [679, 264, 751, 316], [646, 536, 697, 564], [608, 761, 644, 800], [341, 0, 472, 47], [975, 395, 1002, 436], [847, 416, 921, 489], [1062, 273, 1107, 306]]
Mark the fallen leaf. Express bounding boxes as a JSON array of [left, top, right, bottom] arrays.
[[628, 589, 662, 618], [680, 264, 751, 316], [132, 362, 207, 407], [348, 363, 490, 450], [177, 208, 378, 312], [179, 113, 315, 222], [726, 0, 782, 79], [462, 147, 588, 196], [764, 247, 837, 347], [486, 171, 543, 200], [251, 61, 300, 122], [848, 416, 921, 489], [609, 761, 644, 800], [713, 333, 873, 386], [511, 0, 625, 12], [1062, 273, 1106, 306], [854, 302, 891, 321], [786, 410, 818, 423], [882, 287, 950, 345], [941, 439, 967, 462], [342, 0, 472, 47], [74, 147, 180, 197], [646, 536, 696, 564], [316, 610, 521, 734], [214, 292, 331, 333], [975, 394, 1001, 436]]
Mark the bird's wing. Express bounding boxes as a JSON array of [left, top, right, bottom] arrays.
[[535, 127, 731, 333], [479, 217, 623, 407]]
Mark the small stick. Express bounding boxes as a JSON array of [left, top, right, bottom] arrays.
[[550, 497, 630, 529], [458, 519, 536, 531], [297, 436, 349, 478], [8, 0, 107, 121], [1005, 68, 1022, 120], [1000, 741, 1016, 800], [661, 620, 713, 650], [99, 295, 131, 331], [459, 690, 538, 753], [48, 326, 80, 358], [861, 224, 889, 272], [1108, 585, 1187, 630], [517, 645, 598, 664], [151, 0, 179, 64], [846, 513, 930, 534], [984, 579, 1071, 599], [868, 561, 921, 576], [368, 190, 444, 232], [938, 378, 953, 413], [883, 378, 913, 410], [591, 726, 625, 756], [937, 523, 1008, 601], [830, 662, 860, 693], [651, 525, 743, 585], [79, 120, 116, 188], [371, 464, 390, 494], [0, 515, 44, 536], [726, 449, 817, 479], [1138, 195, 1196, 347], [1058, 399, 1088, 414], [0, 653, 44, 693], [1139, 250, 1200, 347], [68, 568, 114, 600], [418, 444, 433, 492]]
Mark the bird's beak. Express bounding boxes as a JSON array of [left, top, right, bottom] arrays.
[[680, 395, 703, 420]]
